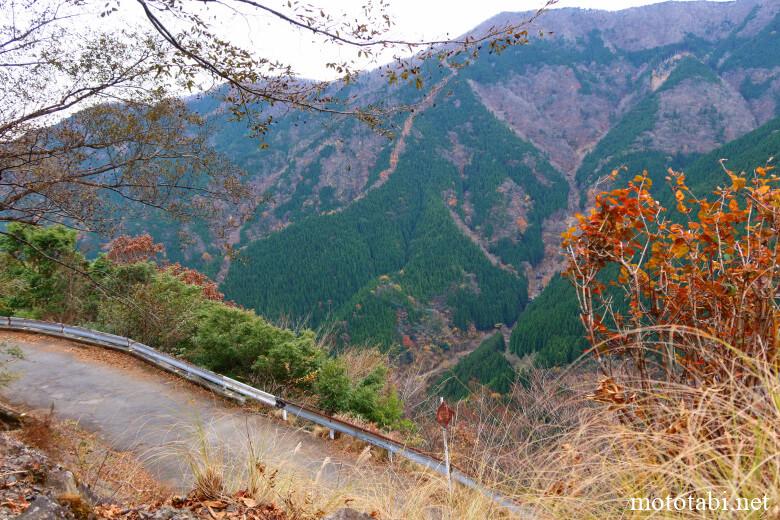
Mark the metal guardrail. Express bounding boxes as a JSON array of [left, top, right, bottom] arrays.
[[0, 317, 535, 518]]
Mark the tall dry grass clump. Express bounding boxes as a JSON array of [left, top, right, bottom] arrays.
[[171, 416, 523, 519], [501, 329, 780, 519], [175, 420, 353, 518]]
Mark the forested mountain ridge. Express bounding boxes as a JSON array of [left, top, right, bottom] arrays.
[[221, 78, 566, 363], [141, 0, 780, 381]]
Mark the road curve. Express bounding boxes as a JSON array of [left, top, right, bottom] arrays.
[[0, 331, 371, 493]]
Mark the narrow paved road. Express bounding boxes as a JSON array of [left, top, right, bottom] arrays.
[[0, 331, 370, 493]]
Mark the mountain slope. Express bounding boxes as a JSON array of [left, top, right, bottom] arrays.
[[221, 79, 568, 354], [130, 0, 780, 376]]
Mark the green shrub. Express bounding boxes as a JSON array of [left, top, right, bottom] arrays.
[[252, 330, 323, 391], [0, 223, 88, 319], [314, 358, 404, 428], [315, 359, 352, 413], [96, 270, 202, 352], [187, 303, 282, 376]]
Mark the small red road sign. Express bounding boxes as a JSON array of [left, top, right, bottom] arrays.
[[436, 401, 454, 428]]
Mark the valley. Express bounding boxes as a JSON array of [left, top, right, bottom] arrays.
[[7, 0, 780, 397]]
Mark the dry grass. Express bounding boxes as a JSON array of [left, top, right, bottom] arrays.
[[168, 413, 530, 519], [438, 330, 780, 519], [362, 328, 780, 519], [520, 387, 779, 516], [178, 421, 355, 519], [339, 348, 388, 382], [168, 342, 780, 518]]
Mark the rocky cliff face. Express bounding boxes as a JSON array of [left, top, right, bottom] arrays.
[[470, 1, 780, 173], [484, 0, 777, 51], [468, 68, 619, 173], [651, 76, 757, 154]]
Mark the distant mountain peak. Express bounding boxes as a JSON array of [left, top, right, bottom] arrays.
[[475, 0, 778, 52]]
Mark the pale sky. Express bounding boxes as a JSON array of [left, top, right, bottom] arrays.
[[179, 0, 730, 79], [47, 0, 732, 81]]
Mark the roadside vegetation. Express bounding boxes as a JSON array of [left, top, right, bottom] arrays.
[[419, 160, 780, 518], [3, 162, 780, 518], [0, 227, 407, 430], [4, 1, 780, 517]]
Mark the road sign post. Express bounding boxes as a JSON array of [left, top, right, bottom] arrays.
[[437, 397, 454, 495]]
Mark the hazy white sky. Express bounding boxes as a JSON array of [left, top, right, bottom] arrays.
[[205, 0, 730, 79], [85, 0, 728, 80]]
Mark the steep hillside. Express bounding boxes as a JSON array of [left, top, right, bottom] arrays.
[[433, 332, 514, 400], [221, 79, 568, 357]]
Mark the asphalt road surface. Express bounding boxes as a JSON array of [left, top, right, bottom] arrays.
[[0, 331, 373, 493]]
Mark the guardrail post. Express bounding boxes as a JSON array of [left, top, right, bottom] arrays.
[[328, 429, 335, 440], [281, 409, 288, 421]]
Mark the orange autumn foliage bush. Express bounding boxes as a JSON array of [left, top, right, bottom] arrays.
[[507, 162, 780, 517], [166, 263, 224, 302], [106, 234, 164, 264], [106, 233, 223, 301], [563, 161, 779, 388]]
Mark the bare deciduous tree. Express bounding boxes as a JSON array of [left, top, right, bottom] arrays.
[[1, 0, 554, 237]]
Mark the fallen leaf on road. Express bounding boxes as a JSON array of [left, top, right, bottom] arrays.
[[0, 496, 29, 513], [241, 497, 257, 508]]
